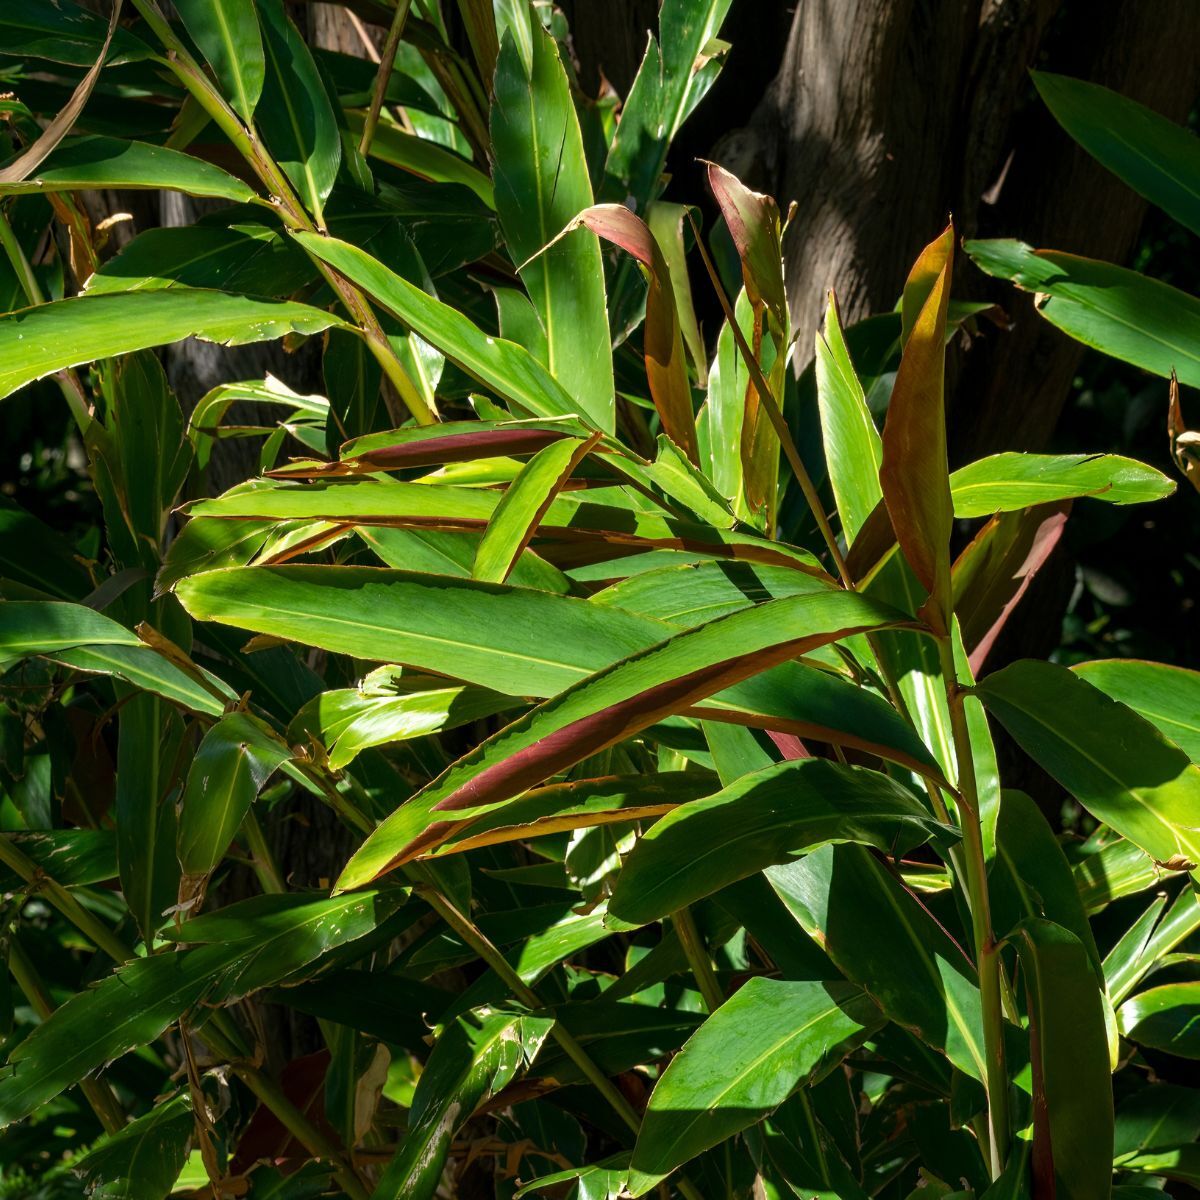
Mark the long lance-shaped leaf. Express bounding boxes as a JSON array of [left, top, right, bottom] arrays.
[[0, 137, 259, 203], [879, 223, 954, 633], [1118, 982, 1200, 1060], [605, 0, 733, 208], [173, 564, 935, 777], [1032, 70, 1200, 238], [70, 1093, 193, 1198], [176, 713, 293, 902], [1073, 659, 1200, 763], [0, 0, 120, 185], [335, 590, 911, 886], [181, 478, 817, 571], [371, 1010, 553, 1200], [0, 890, 398, 1126], [0, 290, 341, 401], [706, 163, 787, 519], [0, 601, 140, 661], [492, 27, 613, 430], [1011, 919, 1114, 1200], [50, 643, 232, 717], [607, 759, 947, 929], [950, 452, 1173, 517], [976, 659, 1200, 874], [848, 450, 1165, 586], [175, 0, 264, 123], [295, 232, 580, 421], [965, 238, 1200, 387], [626, 979, 883, 1196], [473, 434, 600, 583], [815, 292, 882, 544], [428, 773, 717, 856], [548, 205, 698, 460], [334, 418, 591, 471], [255, 0, 340, 223], [769, 844, 991, 1082]]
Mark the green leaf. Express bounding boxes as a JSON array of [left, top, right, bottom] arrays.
[[116, 693, 179, 944], [1119, 983, 1200, 1059], [0, 0, 153, 66], [0, 830, 116, 891], [606, 0, 732, 207], [335, 589, 909, 885], [769, 844, 989, 1082], [1010, 919, 1114, 1200], [473, 436, 597, 583], [173, 564, 934, 778], [552, 205, 697, 459], [1104, 888, 1200, 1005], [255, 0, 341, 223], [0, 945, 224, 1128], [647, 202, 708, 385], [990, 790, 1101, 968], [85, 225, 314, 298], [51, 643, 232, 716], [290, 673, 511, 771], [976, 659, 1200, 873], [1032, 71, 1200, 238], [492, 26, 613, 430], [0, 497, 91, 599], [0, 289, 341, 401], [0, 136, 257, 202], [295, 233, 579, 420], [626, 979, 883, 1195], [0, 601, 140, 662], [949, 453, 1173, 518], [815, 294, 882, 544], [428, 772, 716, 856], [515, 1155, 630, 1200], [0, 891, 399, 1125], [965, 238, 1200, 387], [176, 713, 292, 893], [1114, 1084, 1200, 1162], [880, 224, 955, 632], [353, 119, 495, 206], [70, 1093, 193, 1200], [176, 0, 264, 123], [372, 1009, 553, 1200], [1074, 660, 1200, 762], [1117, 1144, 1200, 1187], [607, 759, 947, 929]]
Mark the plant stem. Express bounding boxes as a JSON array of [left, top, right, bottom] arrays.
[[7, 937, 126, 1133], [125, 0, 437, 425], [201, 1020, 370, 1200], [0, 206, 92, 431], [410, 869, 706, 1200], [0, 835, 132, 966], [359, 0, 413, 157], [241, 809, 287, 894], [673, 907, 724, 1013], [936, 637, 1009, 1178]]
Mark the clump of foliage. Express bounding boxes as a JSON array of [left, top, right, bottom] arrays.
[[1, 3, 1199, 1199]]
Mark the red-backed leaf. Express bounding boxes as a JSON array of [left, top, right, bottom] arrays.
[[766, 731, 811, 760], [705, 163, 787, 523], [231, 1050, 338, 1175], [335, 590, 910, 887], [705, 162, 787, 330], [555, 204, 698, 463], [953, 501, 1070, 673], [879, 223, 955, 632]]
